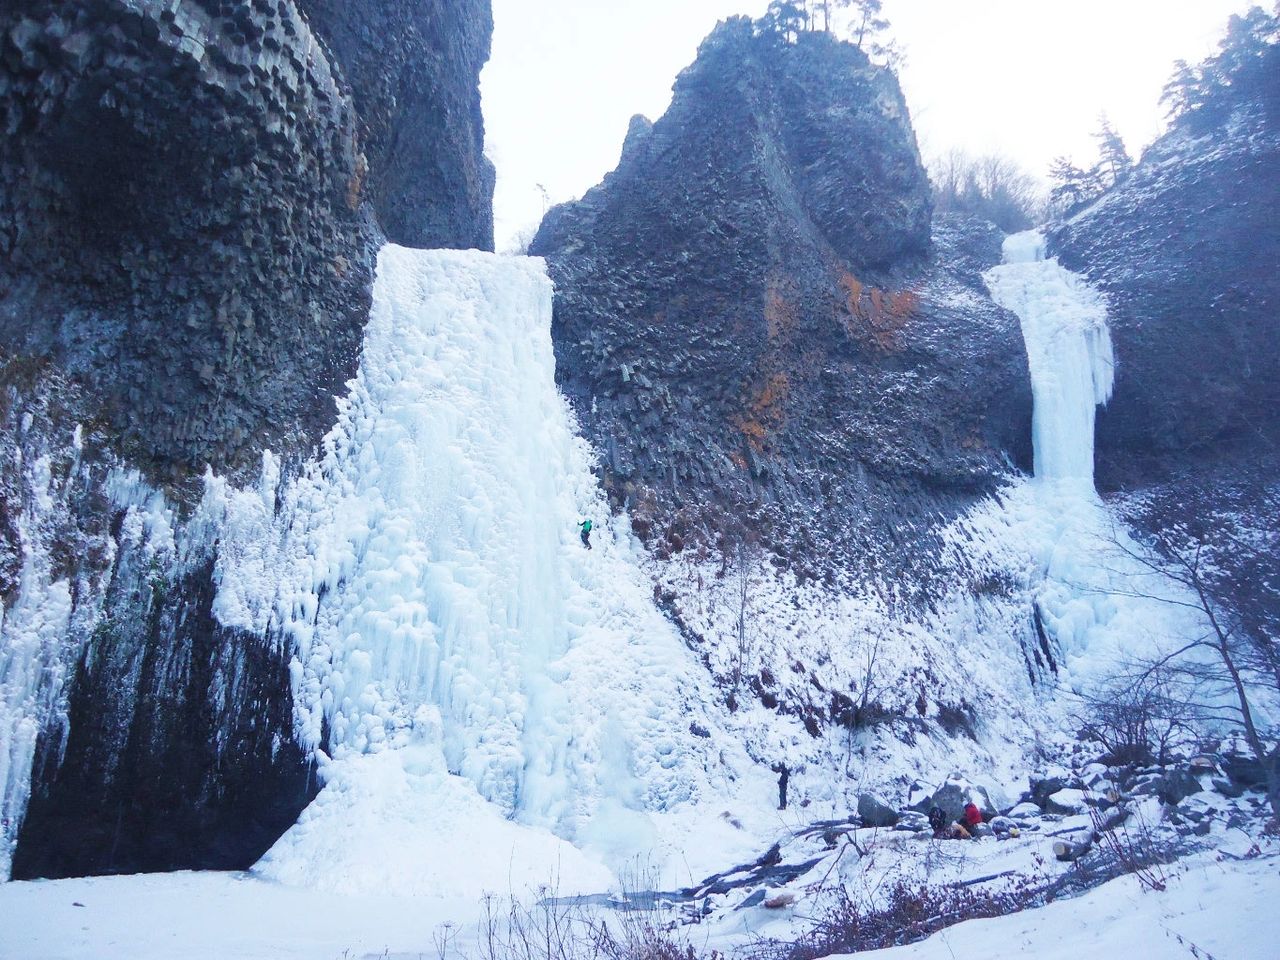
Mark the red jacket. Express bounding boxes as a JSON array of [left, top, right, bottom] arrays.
[[961, 803, 982, 828]]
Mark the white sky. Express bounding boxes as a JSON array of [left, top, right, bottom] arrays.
[[482, 0, 1258, 250]]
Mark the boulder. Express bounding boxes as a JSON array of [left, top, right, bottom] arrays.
[[1221, 755, 1267, 790], [893, 811, 930, 833], [1213, 778, 1246, 799], [975, 783, 1013, 815], [1029, 775, 1069, 806], [857, 793, 900, 828], [1043, 788, 1087, 815], [1134, 770, 1203, 806], [906, 781, 933, 810], [928, 781, 979, 821], [1156, 770, 1205, 806]]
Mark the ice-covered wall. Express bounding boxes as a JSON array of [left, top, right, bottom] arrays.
[[0, 460, 79, 880], [985, 232, 1114, 487], [980, 232, 1210, 690], [193, 247, 758, 891]]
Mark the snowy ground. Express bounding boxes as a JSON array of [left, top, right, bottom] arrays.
[[2, 832, 1275, 959], [844, 853, 1280, 960], [4, 236, 1273, 959]]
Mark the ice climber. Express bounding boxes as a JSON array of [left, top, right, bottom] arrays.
[[579, 518, 593, 549]]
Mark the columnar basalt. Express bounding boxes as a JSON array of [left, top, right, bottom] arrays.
[[0, 0, 495, 879], [534, 21, 1031, 586]]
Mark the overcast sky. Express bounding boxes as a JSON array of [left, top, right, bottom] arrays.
[[481, 0, 1258, 250]]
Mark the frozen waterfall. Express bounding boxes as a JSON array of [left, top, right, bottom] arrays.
[[976, 232, 1208, 689], [202, 246, 754, 896], [985, 231, 1114, 487]]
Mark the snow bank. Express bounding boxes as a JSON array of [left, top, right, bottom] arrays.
[[843, 853, 1280, 960], [256, 745, 613, 900], [1, 843, 1274, 959]]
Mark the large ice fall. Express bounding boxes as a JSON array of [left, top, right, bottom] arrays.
[[204, 246, 758, 897]]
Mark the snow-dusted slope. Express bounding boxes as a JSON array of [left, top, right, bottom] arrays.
[[199, 246, 765, 895]]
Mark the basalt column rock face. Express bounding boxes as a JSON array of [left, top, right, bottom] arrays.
[[533, 21, 1030, 584], [0, 0, 376, 479], [1, 0, 494, 879], [1050, 93, 1280, 492], [297, 0, 496, 251]]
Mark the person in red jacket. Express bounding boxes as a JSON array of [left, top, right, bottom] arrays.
[[952, 801, 984, 839]]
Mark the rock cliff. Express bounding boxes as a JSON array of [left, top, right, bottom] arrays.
[[0, 0, 493, 878], [1051, 86, 1279, 492], [533, 20, 1031, 584], [0, 0, 494, 478]]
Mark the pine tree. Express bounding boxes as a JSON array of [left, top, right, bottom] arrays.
[[1161, 6, 1280, 131], [1159, 60, 1204, 121], [848, 0, 889, 50], [762, 1, 807, 42], [1091, 116, 1132, 188], [1048, 156, 1102, 216]]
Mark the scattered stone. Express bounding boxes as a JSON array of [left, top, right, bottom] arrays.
[[1221, 756, 1267, 790], [1188, 756, 1218, 775], [893, 811, 930, 833], [739, 889, 767, 909], [1029, 775, 1068, 805], [1133, 770, 1203, 806], [989, 815, 1017, 836], [1094, 806, 1131, 834]]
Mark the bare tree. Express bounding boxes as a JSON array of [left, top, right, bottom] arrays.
[[930, 150, 1044, 233], [1089, 519, 1280, 822], [1076, 665, 1195, 766]]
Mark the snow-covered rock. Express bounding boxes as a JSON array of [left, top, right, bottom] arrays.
[[1044, 788, 1088, 815]]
